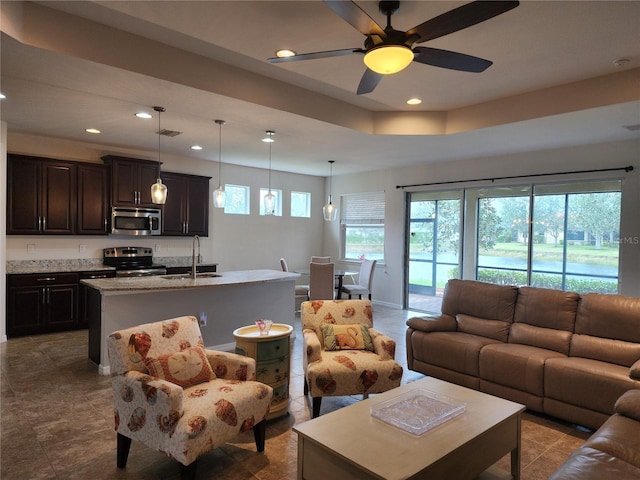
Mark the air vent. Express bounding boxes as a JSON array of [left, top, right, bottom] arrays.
[[158, 129, 182, 137], [624, 124, 640, 132]]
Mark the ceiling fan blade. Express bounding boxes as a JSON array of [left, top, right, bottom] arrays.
[[268, 48, 363, 63], [407, 1, 519, 44], [324, 0, 386, 38], [413, 46, 492, 72], [357, 68, 383, 95]]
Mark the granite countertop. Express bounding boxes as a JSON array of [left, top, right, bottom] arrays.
[[6, 257, 218, 274], [6, 259, 115, 275], [81, 269, 299, 293]]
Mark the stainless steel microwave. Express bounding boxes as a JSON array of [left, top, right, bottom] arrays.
[[111, 207, 161, 236]]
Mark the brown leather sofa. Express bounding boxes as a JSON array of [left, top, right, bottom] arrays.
[[406, 279, 640, 429], [549, 389, 640, 479]]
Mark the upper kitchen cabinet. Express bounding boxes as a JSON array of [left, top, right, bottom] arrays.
[[77, 163, 110, 235], [161, 171, 211, 236], [7, 154, 76, 235], [103, 155, 160, 207]]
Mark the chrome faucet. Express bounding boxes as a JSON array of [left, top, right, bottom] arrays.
[[192, 235, 201, 279]]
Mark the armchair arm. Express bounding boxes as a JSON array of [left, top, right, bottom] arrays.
[[303, 328, 322, 365], [205, 350, 257, 381], [112, 371, 184, 430], [370, 328, 396, 361], [406, 314, 457, 333], [614, 390, 640, 422], [630, 359, 640, 381]]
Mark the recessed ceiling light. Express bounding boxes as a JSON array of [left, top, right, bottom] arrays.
[[276, 49, 296, 58], [191, 145, 203, 150], [135, 112, 152, 119], [85, 128, 101, 134], [406, 98, 422, 105]]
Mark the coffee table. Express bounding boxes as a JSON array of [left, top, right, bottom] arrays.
[[294, 377, 525, 480]]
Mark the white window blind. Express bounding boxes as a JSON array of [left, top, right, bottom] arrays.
[[340, 192, 385, 225]]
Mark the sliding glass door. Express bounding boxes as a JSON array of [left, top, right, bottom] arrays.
[[406, 191, 462, 312]]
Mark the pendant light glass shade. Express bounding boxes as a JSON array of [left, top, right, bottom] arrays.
[[213, 119, 226, 208], [323, 160, 338, 221], [263, 130, 276, 215], [151, 106, 168, 205], [151, 178, 168, 205]]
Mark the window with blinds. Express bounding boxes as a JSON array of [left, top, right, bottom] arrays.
[[340, 192, 385, 261]]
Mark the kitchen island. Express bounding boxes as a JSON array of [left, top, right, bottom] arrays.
[[82, 269, 298, 374]]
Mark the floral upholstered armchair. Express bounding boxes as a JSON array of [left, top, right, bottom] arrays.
[[301, 300, 403, 417], [107, 316, 273, 480]]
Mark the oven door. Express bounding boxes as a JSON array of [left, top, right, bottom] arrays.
[[111, 207, 161, 235]]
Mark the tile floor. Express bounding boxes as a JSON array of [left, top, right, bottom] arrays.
[[1, 305, 593, 479]]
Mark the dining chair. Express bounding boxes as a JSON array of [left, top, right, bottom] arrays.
[[280, 258, 310, 300], [308, 262, 335, 300], [310, 256, 331, 263], [340, 259, 376, 300]]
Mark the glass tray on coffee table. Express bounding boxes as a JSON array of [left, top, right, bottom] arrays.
[[371, 388, 466, 435]]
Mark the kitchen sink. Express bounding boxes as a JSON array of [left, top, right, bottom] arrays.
[[161, 273, 221, 280]]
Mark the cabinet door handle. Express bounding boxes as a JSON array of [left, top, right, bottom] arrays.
[[37, 277, 56, 282], [86, 274, 108, 279], [104, 218, 108, 230], [47, 287, 51, 304], [42, 217, 46, 231], [42, 288, 46, 305]]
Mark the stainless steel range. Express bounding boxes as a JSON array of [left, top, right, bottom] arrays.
[[103, 247, 167, 277]]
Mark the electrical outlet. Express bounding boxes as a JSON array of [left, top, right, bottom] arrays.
[[199, 311, 207, 327], [27, 244, 36, 253], [79, 244, 86, 253], [155, 244, 161, 253]]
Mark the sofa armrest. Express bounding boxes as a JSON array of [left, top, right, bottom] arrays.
[[406, 314, 457, 333], [205, 350, 257, 381], [303, 328, 322, 364], [630, 359, 640, 381], [614, 389, 640, 422], [370, 328, 396, 361], [113, 370, 184, 420]]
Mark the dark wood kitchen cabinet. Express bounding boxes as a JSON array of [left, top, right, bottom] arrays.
[[103, 155, 161, 207], [7, 273, 79, 337], [161, 171, 211, 236], [7, 154, 76, 234], [78, 269, 116, 328], [77, 163, 110, 234]]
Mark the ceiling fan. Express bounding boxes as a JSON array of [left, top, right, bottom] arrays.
[[268, 0, 519, 95]]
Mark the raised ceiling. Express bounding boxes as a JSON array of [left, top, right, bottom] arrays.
[[1, 1, 639, 176]]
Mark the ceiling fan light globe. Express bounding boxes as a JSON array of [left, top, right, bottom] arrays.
[[364, 45, 413, 74]]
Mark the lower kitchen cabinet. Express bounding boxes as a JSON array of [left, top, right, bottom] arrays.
[[78, 270, 116, 328], [7, 273, 79, 337]]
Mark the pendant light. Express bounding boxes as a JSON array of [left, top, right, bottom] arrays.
[[323, 160, 338, 221], [263, 130, 276, 215], [150, 106, 168, 205], [213, 119, 226, 208]]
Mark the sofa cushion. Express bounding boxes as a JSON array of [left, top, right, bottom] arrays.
[[615, 390, 640, 422], [479, 343, 566, 396], [441, 279, 518, 323], [584, 413, 640, 469], [575, 293, 640, 343], [322, 324, 374, 351], [144, 346, 216, 388], [514, 286, 580, 332], [570, 334, 640, 367], [456, 314, 510, 342], [509, 323, 573, 355], [409, 331, 501, 377], [545, 357, 639, 415], [548, 446, 640, 480]]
